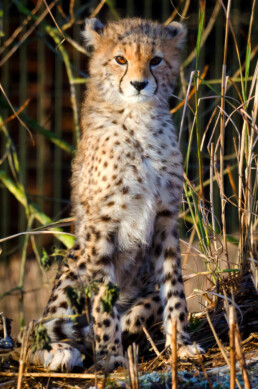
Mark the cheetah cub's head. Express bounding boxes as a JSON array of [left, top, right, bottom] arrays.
[[82, 18, 186, 104]]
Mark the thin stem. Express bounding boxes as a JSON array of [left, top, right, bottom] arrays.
[[219, 0, 231, 270]]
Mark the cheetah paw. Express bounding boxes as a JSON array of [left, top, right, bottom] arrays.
[[29, 343, 83, 371], [177, 343, 204, 358], [97, 355, 125, 371]]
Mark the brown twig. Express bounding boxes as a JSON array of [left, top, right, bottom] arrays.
[[141, 322, 162, 359], [229, 306, 236, 389], [127, 343, 139, 389], [0, 98, 31, 129], [196, 348, 214, 389], [17, 322, 33, 389], [0, 84, 34, 143], [227, 164, 238, 198], [235, 326, 251, 389]]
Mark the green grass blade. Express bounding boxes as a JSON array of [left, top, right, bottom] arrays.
[[0, 170, 75, 248], [196, 2, 205, 70], [183, 183, 205, 253]]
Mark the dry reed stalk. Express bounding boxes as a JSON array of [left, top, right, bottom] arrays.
[[0, 98, 30, 129], [127, 343, 139, 389], [0, 84, 33, 142], [209, 143, 219, 276], [0, 380, 16, 388], [17, 322, 33, 389], [171, 319, 177, 389], [61, 0, 75, 31], [178, 70, 196, 144], [141, 322, 162, 359], [90, 0, 107, 18], [171, 65, 208, 114], [16, 331, 26, 389], [227, 164, 238, 198], [234, 326, 251, 389], [202, 106, 219, 152], [0, 0, 58, 67], [238, 130, 245, 268], [248, 78, 258, 265], [3, 372, 89, 379], [229, 306, 236, 389], [0, 371, 126, 380], [236, 61, 258, 271], [179, 0, 191, 20], [219, 0, 231, 270], [182, 228, 196, 267], [206, 312, 241, 389], [0, 0, 42, 55], [42, 0, 65, 46]]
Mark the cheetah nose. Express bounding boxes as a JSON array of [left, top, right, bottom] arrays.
[[130, 81, 148, 91]]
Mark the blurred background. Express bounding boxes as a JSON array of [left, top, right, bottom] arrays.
[[0, 0, 257, 335]]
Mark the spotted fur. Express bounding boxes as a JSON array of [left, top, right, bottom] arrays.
[[23, 18, 203, 371]]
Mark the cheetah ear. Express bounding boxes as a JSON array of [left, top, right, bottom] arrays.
[[166, 22, 186, 49], [82, 18, 104, 54]]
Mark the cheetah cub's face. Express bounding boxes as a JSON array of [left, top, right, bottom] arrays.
[[82, 18, 186, 104]]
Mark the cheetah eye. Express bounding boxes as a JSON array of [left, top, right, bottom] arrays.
[[115, 56, 127, 65], [150, 56, 163, 66]]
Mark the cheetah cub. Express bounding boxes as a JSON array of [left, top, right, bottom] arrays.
[[25, 18, 203, 371]]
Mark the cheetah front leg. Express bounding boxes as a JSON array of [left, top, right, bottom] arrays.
[[153, 211, 203, 357], [120, 291, 163, 347], [90, 284, 124, 370], [79, 225, 124, 370]]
